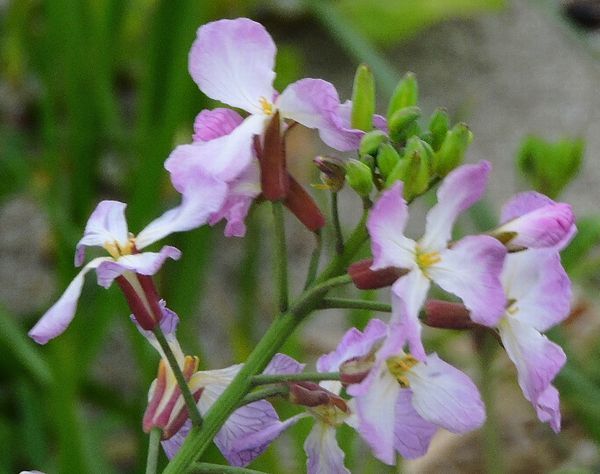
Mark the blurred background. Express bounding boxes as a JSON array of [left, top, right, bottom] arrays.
[[1, 0, 600, 472]]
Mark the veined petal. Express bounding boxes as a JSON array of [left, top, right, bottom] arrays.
[[535, 384, 561, 432], [394, 389, 437, 459], [304, 421, 350, 474], [189, 18, 276, 113], [390, 270, 431, 361], [502, 250, 571, 332], [75, 201, 129, 266], [135, 176, 228, 249], [367, 182, 417, 271], [29, 257, 109, 344], [264, 353, 305, 375], [95, 247, 181, 288], [407, 354, 485, 433], [429, 235, 506, 327], [421, 161, 491, 251], [498, 317, 566, 419], [193, 108, 244, 142], [317, 318, 387, 373], [162, 420, 191, 459], [277, 78, 362, 152]]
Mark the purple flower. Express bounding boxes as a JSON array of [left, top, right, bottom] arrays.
[[367, 161, 507, 359], [165, 18, 373, 237], [29, 186, 226, 344], [319, 319, 485, 465]]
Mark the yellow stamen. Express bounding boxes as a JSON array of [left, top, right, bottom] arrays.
[[103, 236, 136, 259], [416, 248, 441, 272], [386, 354, 419, 388], [259, 96, 274, 115]]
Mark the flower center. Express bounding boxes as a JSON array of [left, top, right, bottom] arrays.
[[310, 396, 350, 427], [416, 247, 441, 274], [506, 298, 519, 316], [103, 235, 136, 260], [259, 96, 274, 115], [386, 354, 419, 388]]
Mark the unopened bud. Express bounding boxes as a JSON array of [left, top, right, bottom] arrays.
[[386, 137, 432, 200], [388, 106, 421, 143], [376, 143, 401, 180], [346, 159, 373, 197], [289, 382, 331, 407], [423, 300, 476, 330], [359, 130, 388, 157], [348, 258, 407, 289], [284, 175, 326, 232], [314, 156, 346, 192], [351, 64, 376, 131], [387, 72, 418, 121], [428, 108, 450, 151], [434, 123, 473, 176]]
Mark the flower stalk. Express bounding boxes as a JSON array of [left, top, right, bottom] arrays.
[[145, 427, 162, 474]]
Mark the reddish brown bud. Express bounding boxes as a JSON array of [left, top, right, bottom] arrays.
[[289, 382, 330, 407], [259, 111, 289, 201], [284, 175, 326, 232], [348, 258, 408, 290], [423, 300, 476, 330]]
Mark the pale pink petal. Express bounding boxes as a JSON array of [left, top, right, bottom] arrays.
[[193, 108, 244, 142], [304, 421, 350, 474], [390, 270, 431, 361], [29, 257, 108, 344], [499, 317, 566, 426], [162, 420, 191, 459], [75, 201, 129, 266], [407, 354, 485, 433], [429, 235, 506, 327], [132, 302, 183, 361], [135, 175, 228, 248], [367, 182, 417, 271], [393, 390, 438, 459], [535, 385, 561, 432], [501, 191, 555, 222], [264, 353, 305, 375], [337, 100, 388, 132], [502, 250, 571, 332], [95, 247, 181, 288], [277, 79, 362, 151], [317, 318, 387, 373], [421, 161, 491, 251], [189, 18, 276, 113], [165, 114, 267, 187]]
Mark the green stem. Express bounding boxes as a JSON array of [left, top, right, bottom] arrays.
[[240, 386, 290, 407], [331, 192, 344, 254], [188, 463, 267, 474], [304, 231, 323, 290], [251, 371, 340, 386], [319, 297, 391, 313], [153, 326, 203, 427], [272, 201, 289, 312], [145, 427, 162, 474]]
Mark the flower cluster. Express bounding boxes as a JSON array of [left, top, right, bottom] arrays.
[[28, 16, 578, 474]]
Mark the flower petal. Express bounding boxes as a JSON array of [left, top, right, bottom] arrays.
[[367, 182, 416, 271], [189, 18, 276, 113], [193, 108, 244, 142], [264, 353, 305, 375], [429, 235, 507, 327], [29, 257, 109, 344], [162, 419, 191, 459], [421, 161, 491, 251], [75, 201, 129, 266], [499, 317, 566, 423], [135, 176, 228, 249], [502, 250, 571, 332], [390, 270, 431, 360], [277, 78, 362, 151], [95, 247, 181, 288], [393, 389, 438, 459], [407, 354, 485, 433], [133, 302, 184, 361], [304, 421, 350, 474], [535, 384, 561, 432]]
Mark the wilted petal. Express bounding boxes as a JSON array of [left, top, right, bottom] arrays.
[[95, 247, 181, 288], [390, 270, 430, 361], [535, 384, 561, 432], [29, 257, 108, 344], [193, 108, 244, 142], [408, 354, 485, 433], [420, 161, 491, 251], [367, 182, 416, 271], [189, 18, 276, 113], [75, 201, 129, 266], [136, 176, 228, 249], [264, 353, 305, 375], [499, 317, 566, 419], [503, 250, 571, 332], [304, 421, 350, 474], [429, 235, 506, 327], [277, 78, 362, 151], [394, 389, 437, 459]]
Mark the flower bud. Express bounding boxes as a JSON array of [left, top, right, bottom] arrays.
[[388, 106, 421, 143], [314, 156, 346, 192], [387, 72, 418, 121], [351, 64, 376, 131], [434, 122, 473, 176], [289, 382, 330, 407], [260, 111, 289, 201], [386, 137, 432, 200], [346, 159, 373, 197], [376, 143, 401, 180], [284, 175, 326, 232], [359, 130, 388, 157], [428, 108, 450, 151], [423, 300, 476, 330], [348, 258, 407, 289]]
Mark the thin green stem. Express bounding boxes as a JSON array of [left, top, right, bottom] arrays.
[[240, 386, 290, 407], [153, 326, 203, 427], [251, 371, 341, 386], [304, 231, 323, 290], [272, 201, 289, 312], [188, 463, 267, 474], [331, 192, 344, 254], [319, 297, 391, 313], [145, 427, 161, 474]]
